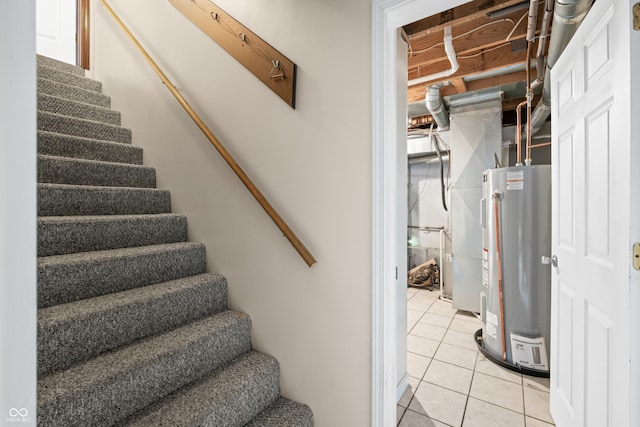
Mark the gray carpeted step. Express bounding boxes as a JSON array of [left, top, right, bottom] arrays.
[[38, 131, 143, 165], [38, 77, 111, 108], [38, 111, 131, 143], [38, 273, 228, 377], [245, 397, 314, 427], [118, 351, 280, 427], [38, 93, 121, 125], [38, 311, 253, 427], [37, 64, 102, 92], [38, 155, 156, 188], [38, 213, 188, 257], [37, 55, 84, 76], [38, 242, 207, 308], [38, 183, 171, 216]]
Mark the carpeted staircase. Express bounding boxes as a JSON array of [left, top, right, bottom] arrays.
[[36, 54, 313, 427]]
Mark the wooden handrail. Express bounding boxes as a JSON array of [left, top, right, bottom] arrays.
[[100, 0, 317, 267]]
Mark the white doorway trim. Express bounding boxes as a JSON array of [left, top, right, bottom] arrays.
[[371, 0, 470, 425]]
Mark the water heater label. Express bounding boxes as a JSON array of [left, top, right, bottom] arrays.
[[510, 333, 549, 371], [506, 171, 524, 190], [485, 311, 498, 339]]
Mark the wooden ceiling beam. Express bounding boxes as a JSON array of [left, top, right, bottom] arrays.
[[403, 0, 528, 37], [407, 69, 531, 104], [407, 8, 543, 71]]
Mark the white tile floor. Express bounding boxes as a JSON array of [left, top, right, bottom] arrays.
[[399, 287, 555, 427]]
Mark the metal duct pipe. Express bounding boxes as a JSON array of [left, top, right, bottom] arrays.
[[530, 0, 594, 135], [425, 83, 450, 130], [530, 0, 555, 89]]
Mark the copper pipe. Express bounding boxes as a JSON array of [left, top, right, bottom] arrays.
[[529, 141, 551, 149], [525, 41, 534, 165], [493, 193, 507, 361], [100, 0, 317, 267], [515, 100, 527, 165]]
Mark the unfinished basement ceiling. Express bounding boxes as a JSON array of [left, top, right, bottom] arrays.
[[405, 0, 547, 127]]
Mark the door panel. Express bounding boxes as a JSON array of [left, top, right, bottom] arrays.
[[36, 0, 76, 64], [550, 0, 633, 426]]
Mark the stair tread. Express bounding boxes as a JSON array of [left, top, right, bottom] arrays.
[[118, 351, 279, 427], [37, 55, 85, 76], [39, 273, 228, 376], [38, 242, 207, 307], [38, 213, 188, 257], [38, 311, 252, 427], [37, 64, 102, 92], [38, 110, 132, 144], [245, 397, 314, 427], [38, 92, 121, 125], [38, 130, 143, 164], [38, 77, 111, 108], [38, 154, 156, 188]]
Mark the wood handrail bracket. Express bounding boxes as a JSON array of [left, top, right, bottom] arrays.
[[100, 0, 316, 267], [170, 0, 297, 108]]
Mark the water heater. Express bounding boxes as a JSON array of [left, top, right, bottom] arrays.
[[479, 165, 552, 375]]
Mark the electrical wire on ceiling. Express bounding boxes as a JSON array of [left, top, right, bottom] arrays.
[[408, 18, 516, 58]]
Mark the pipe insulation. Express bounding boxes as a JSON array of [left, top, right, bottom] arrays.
[[529, 0, 594, 135]]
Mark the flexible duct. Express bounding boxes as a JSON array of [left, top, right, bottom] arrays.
[[530, 0, 594, 135], [425, 83, 450, 130]]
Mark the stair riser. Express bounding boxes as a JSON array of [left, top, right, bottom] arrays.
[[123, 352, 280, 427], [38, 156, 156, 188], [38, 78, 111, 108], [38, 131, 143, 165], [39, 274, 228, 377], [38, 314, 252, 427], [38, 243, 207, 308], [38, 112, 131, 144], [38, 185, 171, 217], [38, 93, 121, 126], [38, 64, 102, 92], [245, 398, 314, 427], [37, 55, 85, 76], [38, 215, 188, 257]]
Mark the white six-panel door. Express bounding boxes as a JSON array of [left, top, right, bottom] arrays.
[[550, 0, 637, 425]]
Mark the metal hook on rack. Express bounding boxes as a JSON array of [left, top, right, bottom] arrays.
[[269, 59, 285, 80]]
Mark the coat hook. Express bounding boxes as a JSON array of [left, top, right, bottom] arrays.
[[269, 59, 285, 80], [239, 33, 246, 42], [210, 11, 218, 20]]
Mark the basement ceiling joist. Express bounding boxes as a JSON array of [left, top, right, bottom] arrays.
[[404, 0, 549, 121]]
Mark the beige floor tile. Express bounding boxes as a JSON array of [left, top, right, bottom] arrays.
[[423, 359, 473, 395], [407, 352, 432, 380], [419, 313, 454, 329], [470, 372, 524, 413], [398, 405, 407, 424], [434, 343, 478, 370], [408, 298, 434, 311], [411, 323, 448, 342], [442, 329, 478, 351], [408, 308, 426, 322], [448, 318, 483, 335], [408, 287, 419, 296], [399, 376, 421, 407], [408, 335, 441, 358], [399, 409, 452, 427], [408, 319, 418, 333], [463, 397, 525, 427], [428, 304, 458, 318], [454, 311, 482, 324], [525, 416, 555, 426], [523, 387, 553, 424], [523, 375, 550, 392], [409, 382, 467, 427], [411, 294, 439, 304], [474, 352, 522, 385]]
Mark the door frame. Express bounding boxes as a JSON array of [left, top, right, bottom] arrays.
[[77, 0, 90, 69], [371, 0, 470, 425]]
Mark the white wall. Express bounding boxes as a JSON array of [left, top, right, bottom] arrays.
[[0, 1, 37, 424], [90, 1, 372, 424]]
